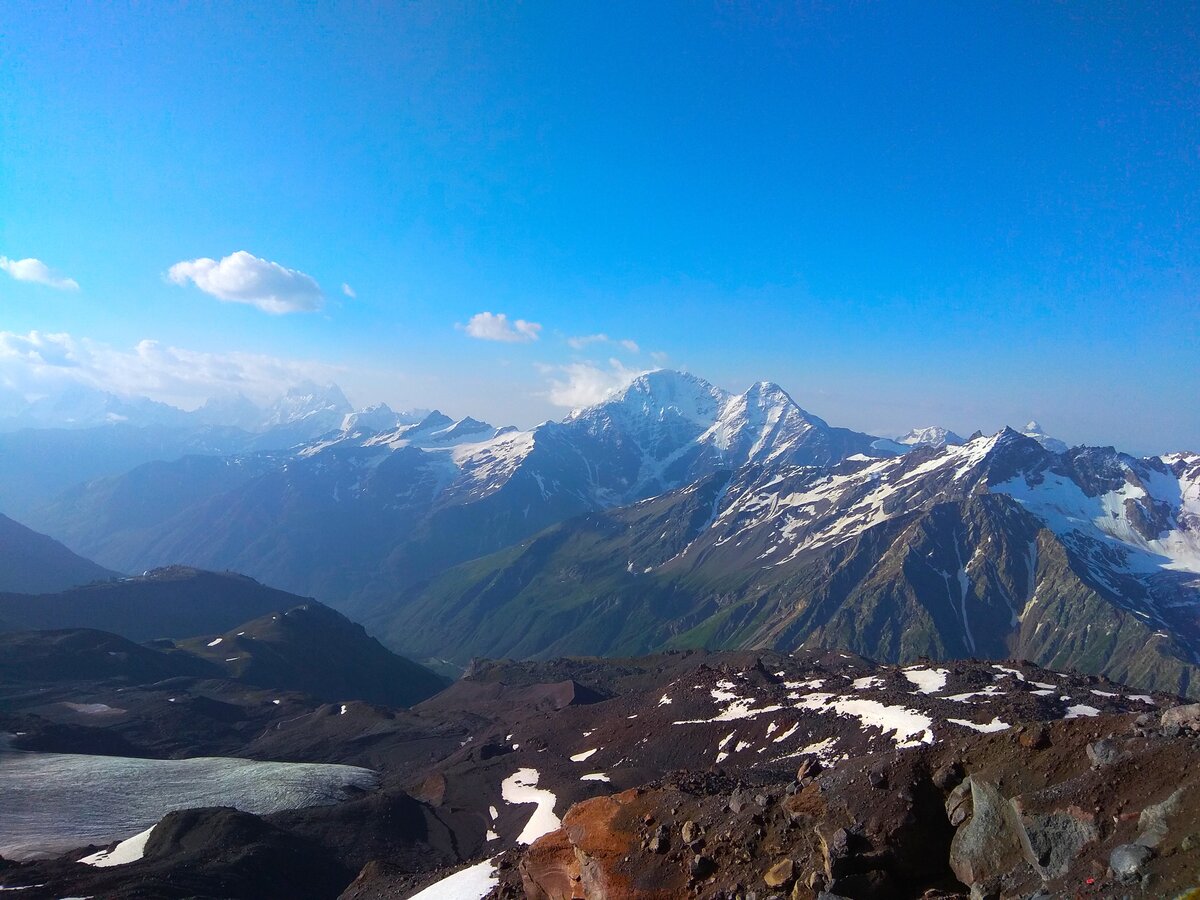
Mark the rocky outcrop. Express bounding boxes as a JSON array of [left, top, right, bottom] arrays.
[[505, 705, 1200, 899]]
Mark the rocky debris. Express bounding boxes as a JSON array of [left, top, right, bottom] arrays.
[[1135, 786, 1186, 849], [509, 706, 1200, 898], [1162, 702, 1200, 732], [6, 648, 1200, 899]]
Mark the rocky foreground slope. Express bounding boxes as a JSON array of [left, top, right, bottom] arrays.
[[3, 644, 1200, 898]]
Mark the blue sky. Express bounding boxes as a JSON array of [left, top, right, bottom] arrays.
[[1, 2, 1196, 452]]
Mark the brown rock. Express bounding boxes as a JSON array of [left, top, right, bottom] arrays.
[[520, 827, 583, 900], [932, 761, 965, 791], [764, 857, 795, 887], [1019, 725, 1050, 750], [410, 771, 447, 806], [521, 790, 685, 900]]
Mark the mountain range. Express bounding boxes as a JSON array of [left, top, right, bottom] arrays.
[[10, 370, 1200, 696], [0, 382, 428, 519]]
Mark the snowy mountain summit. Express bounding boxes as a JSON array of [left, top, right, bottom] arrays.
[[261, 382, 352, 428], [1020, 420, 1068, 453], [896, 426, 966, 449]]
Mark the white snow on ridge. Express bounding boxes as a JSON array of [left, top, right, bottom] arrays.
[[501, 768, 560, 845], [673, 679, 783, 724], [78, 826, 155, 867], [569, 748, 597, 762], [794, 693, 934, 748], [711, 433, 1005, 565], [993, 462, 1200, 574], [947, 716, 1010, 733]]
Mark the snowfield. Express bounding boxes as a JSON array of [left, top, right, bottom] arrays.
[[0, 747, 377, 860]]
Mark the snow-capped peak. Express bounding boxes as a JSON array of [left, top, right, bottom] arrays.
[[896, 426, 966, 449], [340, 403, 430, 434], [1019, 420, 1068, 454], [262, 382, 352, 427], [700, 381, 827, 464], [567, 370, 731, 428]]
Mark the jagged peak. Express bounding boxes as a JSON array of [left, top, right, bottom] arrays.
[[720, 380, 827, 429], [413, 410, 454, 431], [897, 426, 966, 448]]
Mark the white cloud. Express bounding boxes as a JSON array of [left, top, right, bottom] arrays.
[[543, 358, 646, 409], [0, 331, 82, 367], [567, 333, 609, 350], [167, 250, 323, 314], [0, 330, 341, 409], [0, 256, 80, 290], [567, 333, 640, 353], [341, 283, 356, 298], [461, 311, 542, 343], [650, 350, 669, 365]]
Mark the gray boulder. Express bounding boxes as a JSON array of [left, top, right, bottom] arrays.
[[949, 779, 1029, 889], [1109, 843, 1153, 880]]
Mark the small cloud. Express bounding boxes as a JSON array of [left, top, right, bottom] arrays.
[[568, 333, 609, 350], [341, 283, 356, 298], [543, 358, 645, 409], [650, 350, 669, 365], [567, 333, 609, 350], [567, 333, 640, 354], [460, 311, 542, 343], [167, 250, 323, 315], [0, 256, 80, 291]]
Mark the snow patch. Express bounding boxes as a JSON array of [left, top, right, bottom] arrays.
[[408, 858, 499, 900], [78, 826, 154, 867], [902, 668, 948, 694], [947, 717, 1011, 733], [795, 693, 934, 748], [501, 769, 560, 845]]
